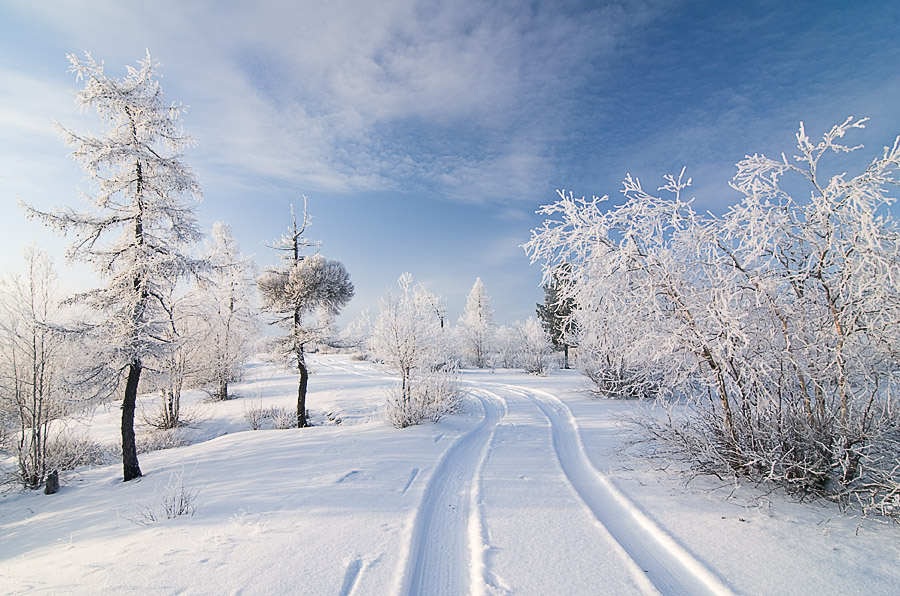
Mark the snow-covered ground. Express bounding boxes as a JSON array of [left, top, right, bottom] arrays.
[[1, 353, 898, 595]]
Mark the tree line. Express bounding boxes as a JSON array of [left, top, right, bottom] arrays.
[[1, 52, 564, 491]]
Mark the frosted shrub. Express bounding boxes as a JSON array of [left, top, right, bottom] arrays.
[[242, 403, 298, 430], [577, 330, 662, 400], [136, 429, 189, 454], [385, 371, 463, 428], [47, 432, 114, 471], [269, 406, 298, 429], [129, 470, 199, 525], [526, 118, 900, 518], [243, 402, 267, 430], [517, 317, 554, 376], [491, 325, 520, 368]]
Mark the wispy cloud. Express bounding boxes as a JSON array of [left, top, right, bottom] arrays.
[[4, 0, 659, 202]]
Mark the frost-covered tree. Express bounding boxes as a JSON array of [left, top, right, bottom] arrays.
[[492, 325, 521, 369], [517, 317, 554, 375], [0, 248, 69, 489], [526, 118, 900, 517], [140, 289, 205, 430], [458, 278, 493, 368], [536, 263, 576, 369], [197, 222, 257, 400], [258, 204, 353, 428], [21, 52, 204, 482], [371, 273, 460, 427]]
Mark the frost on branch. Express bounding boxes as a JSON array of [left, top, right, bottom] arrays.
[[525, 118, 900, 519], [457, 278, 494, 368], [259, 203, 353, 428], [371, 274, 461, 427]]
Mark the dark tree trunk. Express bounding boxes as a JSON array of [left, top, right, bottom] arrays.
[[218, 377, 229, 401], [297, 346, 309, 428], [122, 359, 143, 481], [563, 345, 570, 369]]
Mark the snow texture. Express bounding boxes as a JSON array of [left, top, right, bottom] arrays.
[[1, 354, 899, 595]]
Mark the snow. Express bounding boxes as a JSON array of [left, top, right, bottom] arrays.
[[2, 353, 899, 595]]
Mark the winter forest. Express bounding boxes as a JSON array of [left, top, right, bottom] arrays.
[[3, 43, 900, 596]]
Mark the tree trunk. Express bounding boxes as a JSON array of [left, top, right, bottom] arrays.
[[122, 359, 143, 481], [218, 377, 229, 401], [563, 344, 570, 369], [296, 346, 309, 428]]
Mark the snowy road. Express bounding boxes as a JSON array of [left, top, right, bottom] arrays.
[[400, 378, 736, 596]]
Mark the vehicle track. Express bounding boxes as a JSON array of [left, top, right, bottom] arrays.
[[399, 391, 505, 596], [495, 383, 736, 596]]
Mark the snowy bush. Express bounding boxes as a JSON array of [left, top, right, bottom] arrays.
[[517, 317, 554, 376], [243, 402, 268, 431], [491, 325, 521, 369], [241, 403, 299, 430], [47, 432, 115, 471], [136, 429, 190, 454], [269, 406, 298, 429], [384, 371, 463, 428], [128, 470, 199, 525], [526, 118, 900, 518]]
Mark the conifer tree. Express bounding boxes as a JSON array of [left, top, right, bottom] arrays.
[[259, 202, 353, 428], [22, 52, 203, 481]]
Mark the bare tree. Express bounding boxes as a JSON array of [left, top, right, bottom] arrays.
[[21, 52, 204, 481], [259, 203, 353, 428], [0, 247, 69, 489]]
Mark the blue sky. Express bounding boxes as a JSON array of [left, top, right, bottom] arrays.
[[2, 0, 899, 325]]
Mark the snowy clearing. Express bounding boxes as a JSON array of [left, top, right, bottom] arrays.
[[1, 353, 898, 595]]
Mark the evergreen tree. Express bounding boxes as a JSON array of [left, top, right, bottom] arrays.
[[536, 263, 576, 369]]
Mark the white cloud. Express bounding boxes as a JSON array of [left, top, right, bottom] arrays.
[[3, 0, 653, 201]]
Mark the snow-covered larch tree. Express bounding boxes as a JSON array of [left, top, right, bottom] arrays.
[[258, 203, 354, 428], [458, 278, 494, 368], [21, 52, 204, 482]]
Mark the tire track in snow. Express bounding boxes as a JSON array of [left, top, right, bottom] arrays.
[[399, 391, 505, 596], [498, 384, 736, 596]]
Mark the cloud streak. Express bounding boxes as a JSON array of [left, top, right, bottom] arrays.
[[6, 0, 660, 202]]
